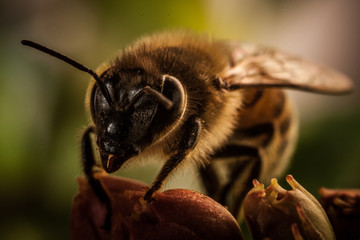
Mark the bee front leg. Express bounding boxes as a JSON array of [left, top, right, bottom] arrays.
[[81, 126, 112, 230], [144, 115, 202, 201]]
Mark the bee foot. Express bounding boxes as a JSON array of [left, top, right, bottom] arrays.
[[101, 212, 112, 231], [144, 189, 156, 203]]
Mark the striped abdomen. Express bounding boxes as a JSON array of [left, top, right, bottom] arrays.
[[233, 88, 298, 181], [200, 88, 298, 218]]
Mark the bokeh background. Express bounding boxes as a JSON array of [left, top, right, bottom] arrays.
[[1, 0, 359, 239]]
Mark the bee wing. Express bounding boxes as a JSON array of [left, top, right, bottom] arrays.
[[223, 42, 353, 94]]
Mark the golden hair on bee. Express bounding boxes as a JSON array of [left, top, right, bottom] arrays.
[[22, 30, 353, 225]]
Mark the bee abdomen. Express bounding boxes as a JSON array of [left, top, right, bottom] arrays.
[[237, 122, 275, 147], [199, 89, 298, 218], [235, 89, 297, 180]]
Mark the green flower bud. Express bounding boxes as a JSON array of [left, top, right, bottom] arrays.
[[244, 175, 335, 240]]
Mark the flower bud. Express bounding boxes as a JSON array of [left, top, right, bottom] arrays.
[[71, 172, 243, 240], [243, 175, 335, 240], [319, 188, 360, 239]]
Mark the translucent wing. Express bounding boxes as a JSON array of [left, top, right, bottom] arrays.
[[222, 42, 353, 94]]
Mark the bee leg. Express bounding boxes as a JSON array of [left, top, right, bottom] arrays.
[[224, 156, 261, 216], [81, 126, 112, 230], [201, 145, 261, 217], [199, 164, 221, 198], [144, 115, 202, 201]]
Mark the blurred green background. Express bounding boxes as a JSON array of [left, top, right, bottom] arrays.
[[0, 0, 359, 239]]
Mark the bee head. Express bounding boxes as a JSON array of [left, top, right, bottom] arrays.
[[21, 40, 186, 173], [91, 68, 186, 172]]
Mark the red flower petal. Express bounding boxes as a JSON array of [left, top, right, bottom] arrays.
[[71, 173, 243, 240]]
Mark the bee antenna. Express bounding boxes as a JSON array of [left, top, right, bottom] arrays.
[[21, 40, 113, 104]]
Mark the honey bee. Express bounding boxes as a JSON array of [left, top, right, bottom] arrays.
[[22, 31, 352, 223]]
